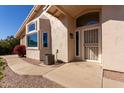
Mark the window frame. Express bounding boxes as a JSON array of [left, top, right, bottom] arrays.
[[27, 32, 38, 49], [75, 30, 80, 57], [76, 12, 100, 27], [27, 22, 37, 33], [42, 32, 48, 48], [26, 21, 38, 49]]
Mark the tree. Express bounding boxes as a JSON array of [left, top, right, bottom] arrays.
[[0, 35, 20, 55]]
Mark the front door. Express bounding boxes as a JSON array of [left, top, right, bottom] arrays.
[[83, 26, 101, 62]]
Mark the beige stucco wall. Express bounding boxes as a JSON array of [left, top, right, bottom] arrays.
[[67, 16, 76, 62], [44, 13, 69, 62], [26, 49, 40, 60], [102, 6, 124, 72], [20, 38, 23, 45], [20, 35, 26, 45]]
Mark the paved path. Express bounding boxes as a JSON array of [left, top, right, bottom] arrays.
[[2, 55, 62, 76], [2, 55, 102, 88], [44, 62, 102, 88]]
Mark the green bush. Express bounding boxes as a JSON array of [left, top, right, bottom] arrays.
[[0, 58, 6, 80], [0, 35, 20, 55]]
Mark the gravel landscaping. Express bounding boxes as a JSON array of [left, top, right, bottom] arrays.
[[0, 64, 64, 88]]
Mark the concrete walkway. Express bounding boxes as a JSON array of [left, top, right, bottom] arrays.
[[44, 62, 102, 88], [2, 55, 102, 87], [2, 55, 62, 75]]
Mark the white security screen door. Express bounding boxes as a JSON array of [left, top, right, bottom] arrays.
[[84, 27, 100, 61]]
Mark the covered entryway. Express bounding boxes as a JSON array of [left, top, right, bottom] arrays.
[[46, 5, 102, 63], [75, 11, 101, 63]]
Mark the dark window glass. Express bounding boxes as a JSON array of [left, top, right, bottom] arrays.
[[76, 12, 99, 27], [28, 22, 36, 32], [27, 33, 37, 47], [43, 32, 48, 47], [76, 31, 79, 56]]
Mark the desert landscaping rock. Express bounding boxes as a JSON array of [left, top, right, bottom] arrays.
[[0, 66, 63, 88]]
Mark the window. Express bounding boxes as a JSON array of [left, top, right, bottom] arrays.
[[76, 12, 99, 27], [75, 31, 80, 56], [27, 33, 37, 47], [28, 22, 36, 32], [43, 32, 48, 47]]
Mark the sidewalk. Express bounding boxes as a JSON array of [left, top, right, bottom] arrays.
[[44, 62, 102, 88], [2, 55, 102, 88], [2, 55, 61, 76]]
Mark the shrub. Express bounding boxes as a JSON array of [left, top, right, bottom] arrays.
[[0, 58, 6, 80], [0, 35, 20, 55], [13, 45, 26, 57]]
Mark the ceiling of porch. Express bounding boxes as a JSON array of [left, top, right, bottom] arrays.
[[55, 5, 102, 18]]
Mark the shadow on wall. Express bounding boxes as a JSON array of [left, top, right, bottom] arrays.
[[102, 6, 124, 23]]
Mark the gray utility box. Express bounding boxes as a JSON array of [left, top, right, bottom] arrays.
[[44, 54, 55, 65]]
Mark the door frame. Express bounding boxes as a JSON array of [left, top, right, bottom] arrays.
[[82, 24, 101, 63], [75, 23, 102, 63]]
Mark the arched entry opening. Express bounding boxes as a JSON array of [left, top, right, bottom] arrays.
[[75, 11, 101, 62]]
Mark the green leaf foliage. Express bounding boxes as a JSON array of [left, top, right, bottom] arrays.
[[0, 35, 20, 55], [0, 58, 6, 80]]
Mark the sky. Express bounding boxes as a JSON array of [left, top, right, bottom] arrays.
[[0, 5, 33, 39]]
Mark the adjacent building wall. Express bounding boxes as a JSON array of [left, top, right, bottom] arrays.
[[102, 6, 124, 72], [44, 13, 69, 62]]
